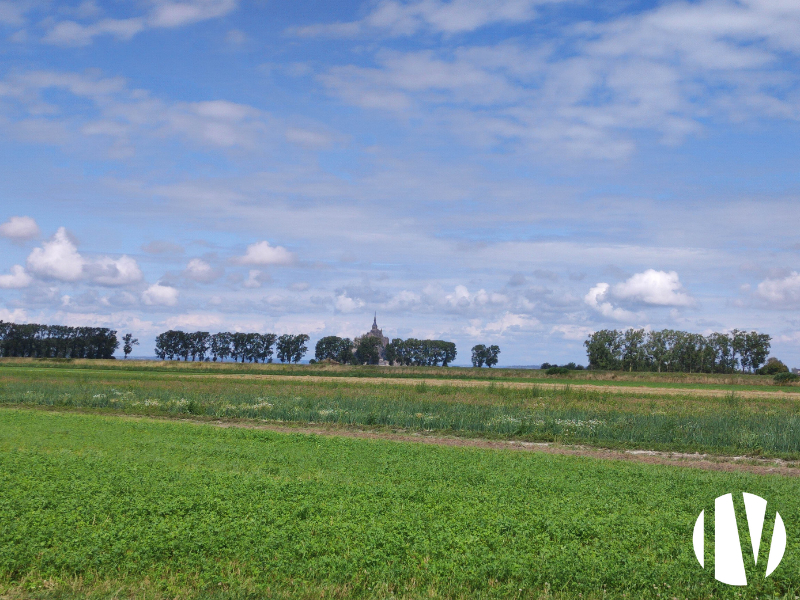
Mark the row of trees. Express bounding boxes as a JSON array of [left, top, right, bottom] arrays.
[[0, 321, 119, 359], [314, 336, 458, 366], [584, 328, 771, 373], [154, 330, 309, 363], [386, 338, 457, 367]]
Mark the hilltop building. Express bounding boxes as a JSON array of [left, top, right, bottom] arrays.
[[354, 313, 390, 365]]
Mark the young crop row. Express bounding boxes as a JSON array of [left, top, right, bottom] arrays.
[[3, 375, 800, 457], [0, 409, 798, 599]]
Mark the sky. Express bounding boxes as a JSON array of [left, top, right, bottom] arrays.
[[0, 0, 799, 366]]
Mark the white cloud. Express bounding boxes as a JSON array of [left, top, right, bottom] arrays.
[[483, 312, 539, 333], [335, 293, 365, 313], [550, 324, 594, 341], [142, 283, 179, 306], [0, 265, 32, 289], [43, 0, 239, 46], [91, 255, 144, 286], [243, 269, 263, 288], [0, 70, 270, 153], [612, 269, 693, 306], [294, 0, 549, 38], [445, 285, 507, 308], [42, 18, 145, 46], [184, 258, 219, 282], [0, 216, 40, 241], [149, 0, 238, 28], [756, 272, 800, 305], [26, 227, 85, 282], [584, 282, 639, 321], [236, 241, 295, 266], [0, 308, 27, 322]]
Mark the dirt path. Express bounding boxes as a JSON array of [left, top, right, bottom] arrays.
[[179, 372, 800, 401], [153, 413, 800, 477]]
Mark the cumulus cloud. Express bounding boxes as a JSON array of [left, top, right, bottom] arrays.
[[335, 293, 365, 313], [26, 227, 85, 281], [612, 269, 693, 306], [445, 285, 507, 309], [584, 282, 639, 321], [584, 270, 692, 320], [90, 255, 143, 286], [142, 283, 179, 306], [0, 265, 33, 289], [756, 272, 800, 306], [184, 258, 219, 282], [0, 216, 40, 241], [236, 241, 295, 266]]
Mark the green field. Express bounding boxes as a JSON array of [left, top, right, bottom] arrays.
[[2, 361, 800, 458], [1, 408, 798, 599], [1, 361, 799, 599], [1, 358, 794, 391]]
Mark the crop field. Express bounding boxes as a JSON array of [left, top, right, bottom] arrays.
[[1, 408, 799, 600], [1, 360, 799, 599], [2, 360, 800, 458]]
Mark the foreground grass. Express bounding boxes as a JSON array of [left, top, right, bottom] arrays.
[[1, 408, 798, 599], [2, 365, 800, 458]]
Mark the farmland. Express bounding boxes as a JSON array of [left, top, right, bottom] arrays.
[[1, 360, 800, 458], [1, 360, 799, 599]]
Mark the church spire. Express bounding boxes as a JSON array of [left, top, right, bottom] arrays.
[[373, 312, 377, 328]]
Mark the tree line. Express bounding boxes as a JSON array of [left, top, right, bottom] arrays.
[[0, 321, 119, 359], [154, 330, 310, 363], [314, 336, 457, 366], [584, 328, 771, 373]]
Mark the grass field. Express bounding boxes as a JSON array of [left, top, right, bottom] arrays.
[[2, 360, 800, 458], [1, 358, 794, 391], [1, 408, 798, 599], [2, 360, 799, 599]]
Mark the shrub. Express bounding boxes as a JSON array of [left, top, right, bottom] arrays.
[[774, 372, 799, 385], [757, 357, 789, 375], [546, 366, 571, 376]]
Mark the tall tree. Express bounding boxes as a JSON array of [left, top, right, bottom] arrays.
[[122, 333, 139, 359]]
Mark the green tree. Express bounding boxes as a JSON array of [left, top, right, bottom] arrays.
[[471, 344, 487, 367], [122, 333, 138, 359], [355, 336, 382, 365], [485, 345, 500, 368], [315, 336, 353, 363]]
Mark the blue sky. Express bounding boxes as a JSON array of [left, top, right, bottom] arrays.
[[1, 0, 799, 365]]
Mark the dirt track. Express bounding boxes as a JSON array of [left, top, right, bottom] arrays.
[[177, 415, 800, 477]]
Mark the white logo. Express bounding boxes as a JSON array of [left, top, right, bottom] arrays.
[[693, 492, 786, 586]]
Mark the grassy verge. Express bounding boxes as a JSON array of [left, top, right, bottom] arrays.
[[1, 408, 798, 599], [2, 366, 800, 458]]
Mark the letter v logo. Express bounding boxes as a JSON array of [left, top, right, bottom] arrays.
[[693, 492, 787, 585]]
